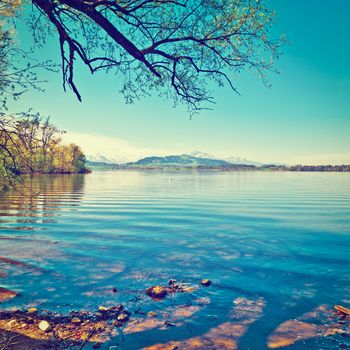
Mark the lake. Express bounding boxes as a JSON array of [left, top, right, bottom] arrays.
[[0, 171, 350, 349]]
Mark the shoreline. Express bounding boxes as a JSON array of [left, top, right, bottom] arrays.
[[88, 167, 350, 172], [1, 290, 349, 350]]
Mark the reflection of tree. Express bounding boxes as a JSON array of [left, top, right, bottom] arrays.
[[0, 174, 85, 228]]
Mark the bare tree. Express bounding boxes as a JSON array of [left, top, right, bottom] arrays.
[[30, 0, 285, 111]]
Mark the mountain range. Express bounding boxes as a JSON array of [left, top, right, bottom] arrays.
[[86, 154, 350, 171], [127, 154, 233, 167], [87, 152, 262, 166], [188, 151, 263, 166]]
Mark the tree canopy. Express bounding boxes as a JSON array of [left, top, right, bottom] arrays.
[[28, 0, 284, 111], [0, 1, 88, 191], [0, 113, 89, 190]]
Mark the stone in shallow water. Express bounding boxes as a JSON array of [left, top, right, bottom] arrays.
[[0, 287, 17, 302], [143, 297, 265, 350], [148, 311, 157, 317], [98, 306, 109, 312], [200, 279, 211, 287], [267, 320, 319, 349], [27, 307, 38, 314], [71, 317, 82, 325], [117, 313, 129, 322], [335, 305, 350, 315], [146, 286, 167, 299], [38, 320, 51, 332], [168, 279, 177, 286]]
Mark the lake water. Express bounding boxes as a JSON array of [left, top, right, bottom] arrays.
[[0, 171, 350, 349]]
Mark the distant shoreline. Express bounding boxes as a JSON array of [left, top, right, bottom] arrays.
[[87, 162, 350, 172]]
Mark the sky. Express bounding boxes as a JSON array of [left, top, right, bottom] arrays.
[[9, 0, 350, 164]]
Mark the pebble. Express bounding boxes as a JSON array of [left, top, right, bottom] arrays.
[[98, 306, 108, 312], [117, 313, 129, 322], [200, 279, 211, 287], [7, 320, 16, 327], [27, 307, 38, 314], [71, 317, 82, 325], [147, 311, 157, 317], [38, 320, 51, 332]]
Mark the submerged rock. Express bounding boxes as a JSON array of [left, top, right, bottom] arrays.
[[96, 312, 104, 319], [168, 279, 177, 286], [335, 305, 350, 315], [0, 287, 17, 302], [38, 320, 51, 332], [117, 313, 129, 322], [147, 311, 157, 317], [98, 305, 123, 313], [323, 328, 346, 336], [146, 286, 167, 299], [200, 279, 212, 287]]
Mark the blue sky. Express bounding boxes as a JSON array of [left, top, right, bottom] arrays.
[[10, 0, 350, 164]]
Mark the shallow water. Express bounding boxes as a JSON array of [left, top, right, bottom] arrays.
[[0, 171, 350, 349]]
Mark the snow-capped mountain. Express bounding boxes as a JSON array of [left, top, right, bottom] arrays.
[[189, 151, 262, 166], [189, 151, 218, 160], [87, 153, 128, 164], [87, 151, 263, 166]]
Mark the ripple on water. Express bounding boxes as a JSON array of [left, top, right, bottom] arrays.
[[0, 171, 349, 349]]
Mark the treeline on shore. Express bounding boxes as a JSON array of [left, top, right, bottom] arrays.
[[88, 161, 350, 172], [260, 164, 350, 172], [0, 114, 89, 190]]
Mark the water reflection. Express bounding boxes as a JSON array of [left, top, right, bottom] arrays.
[[0, 171, 349, 349], [0, 174, 86, 309], [0, 174, 85, 230]]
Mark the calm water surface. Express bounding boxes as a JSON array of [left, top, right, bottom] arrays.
[[0, 171, 350, 349]]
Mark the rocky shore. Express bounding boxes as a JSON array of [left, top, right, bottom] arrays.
[[1, 280, 350, 350], [0, 280, 207, 349]]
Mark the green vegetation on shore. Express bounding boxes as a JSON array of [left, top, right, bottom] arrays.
[[86, 155, 350, 172], [0, 114, 89, 190]]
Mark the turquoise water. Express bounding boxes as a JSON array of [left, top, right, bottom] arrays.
[[0, 171, 350, 349]]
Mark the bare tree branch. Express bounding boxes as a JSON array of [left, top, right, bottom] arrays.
[[27, 0, 285, 112]]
